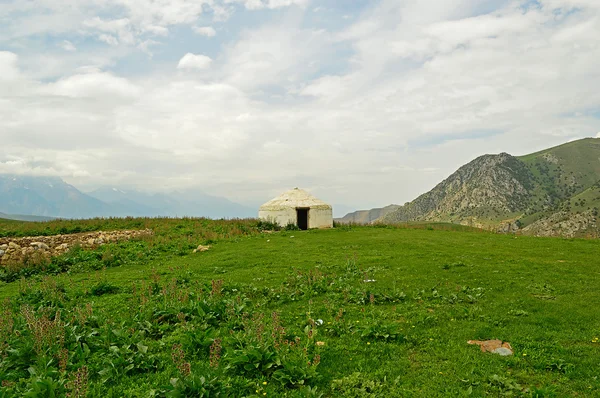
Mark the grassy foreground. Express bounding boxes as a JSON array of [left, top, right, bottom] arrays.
[[0, 219, 599, 397]]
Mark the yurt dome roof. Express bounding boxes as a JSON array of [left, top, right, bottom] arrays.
[[259, 188, 332, 211]]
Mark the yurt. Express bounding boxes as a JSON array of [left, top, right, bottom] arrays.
[[259, 188, 333, 230]]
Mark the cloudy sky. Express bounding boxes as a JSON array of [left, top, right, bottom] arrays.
[[1, 0, 600, 212]]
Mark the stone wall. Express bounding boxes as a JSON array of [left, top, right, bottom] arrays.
[[0, 229, 153, 265]]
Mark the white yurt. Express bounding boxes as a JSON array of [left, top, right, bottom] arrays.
[[259, 188, 333, 230]]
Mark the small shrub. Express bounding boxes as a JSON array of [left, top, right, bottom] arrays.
[[89, 281, 120, 296], [331, 372, 384, 397], [160, 374, 225, 397], [256, 219, 281, 231], [285, 222, 300, 231]]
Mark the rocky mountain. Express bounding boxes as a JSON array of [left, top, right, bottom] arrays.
[[379, 152, 535, 226], [346, 138, 600, 237], [0, 175, 255, 219]]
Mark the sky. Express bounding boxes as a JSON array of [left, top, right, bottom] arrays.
[[1, 0, 600, 212]]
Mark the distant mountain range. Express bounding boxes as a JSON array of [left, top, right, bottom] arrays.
[[335, 204, 401, 224], [339, 138, 600, 237], [0, 212, 55, 222], [0, 175, 254, 219]]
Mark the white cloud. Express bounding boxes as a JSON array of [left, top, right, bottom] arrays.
[[0, 0, 306, 45], [232, 0, 309, 10], [220, 19, 329, 90], [177, 53, 213, 70], [46, 72, 141, 99], [84, 17, 136, 45], [143, 25, 170, 36], [2, 0, 600, 209], [0, 52, 20, 81], [193, 26, 217, 37], [59, 40, 77, 52], [98, 34, 120, 46], [137, 39, 160, 55]]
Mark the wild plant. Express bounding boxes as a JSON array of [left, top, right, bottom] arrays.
[[172, 343, 191, 377], [209, 338, 222, 368], [20, 305, 65, 355], [70, 303, 93, 326], [65, 365, 88, 398], [0, 299, 14, 357], [211, 279, 224, 298], [226, 309, 323, 387]]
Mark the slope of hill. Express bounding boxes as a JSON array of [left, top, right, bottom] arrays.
[[0, 175, 113, 219], [87, 187, 255, 219], [336, 204, 401, 224], [0, 212, 55, 222], [0, 175, 255, 219], [379, 152, 535, 225], [375, 137, 600, 236]]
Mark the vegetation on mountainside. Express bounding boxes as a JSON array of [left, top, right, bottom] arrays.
[[377, 138, 600, 236], [1, 218, 599, 396]]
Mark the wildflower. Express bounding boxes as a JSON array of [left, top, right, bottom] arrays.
[[592, 337, 599, 343], [263, 381, 267, 385], [58, 348, 69, 373], [66, 366, 89, 398], [209, 339, 222, 368], [367, 342, 371, 345], [523, 353, 527, 356], [316, 341, 325, 346], [172, 344, 191, 376], [312, 354, 321, 366]]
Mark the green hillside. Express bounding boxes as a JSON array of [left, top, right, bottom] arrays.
[[378, 137, 600, 236], [518, 138, 600, 214], [1, 218, 599, 396]]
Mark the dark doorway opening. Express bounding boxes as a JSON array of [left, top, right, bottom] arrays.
[[296, 208, 309, 230]]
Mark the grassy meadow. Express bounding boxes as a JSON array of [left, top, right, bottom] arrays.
[[0, 218, 599, 397]]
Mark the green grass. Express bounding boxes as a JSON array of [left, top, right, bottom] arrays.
[[1, 220, 599, 396]]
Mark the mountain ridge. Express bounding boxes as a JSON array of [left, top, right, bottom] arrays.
[[342, 137, 600, 237], [336, 204, 401, 224], [0, 175, 255, 219]]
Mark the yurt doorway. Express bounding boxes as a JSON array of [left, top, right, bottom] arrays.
[[296, 208, 309, 230]]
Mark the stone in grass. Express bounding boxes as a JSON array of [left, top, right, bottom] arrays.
[[467, 339, 513, 356], [193, 245, 211, 253], [492, 347, 513, 356], [30, 242, 50, 251]]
